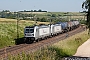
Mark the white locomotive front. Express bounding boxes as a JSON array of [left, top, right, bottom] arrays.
[[24, 25, 50, 42], [24, 26, 36, 41]]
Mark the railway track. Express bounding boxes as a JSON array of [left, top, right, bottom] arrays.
[[0, 25, 85, 59]]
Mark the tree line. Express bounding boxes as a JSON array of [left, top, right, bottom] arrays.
[[0, 10, 64, 23], [19, 9, 47, 12]]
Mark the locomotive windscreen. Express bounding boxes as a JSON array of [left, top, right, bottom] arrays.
[[25, 28, 34, 33]]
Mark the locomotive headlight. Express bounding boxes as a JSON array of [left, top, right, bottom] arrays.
[[32, 34, 34, 36]]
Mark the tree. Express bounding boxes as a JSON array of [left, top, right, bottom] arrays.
[[31, 10, 33, 12], [82, 0, 90, 34], [34, 10, 37, 12], [51, 14, 57, 17], [38, 9, 42, 12], [40, 17, 47, 22]]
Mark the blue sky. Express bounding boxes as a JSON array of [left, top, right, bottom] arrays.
[[0, 0, 85, 12]]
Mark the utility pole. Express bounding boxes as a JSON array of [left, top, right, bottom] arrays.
[[34, 15, 37, 26], [69, 13, 71, 21], [50, 18, 52, 26], [17, 12, 19, 39], [67, 12, 68, 21]]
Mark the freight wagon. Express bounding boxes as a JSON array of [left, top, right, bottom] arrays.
[[56, 22, 68, 32]]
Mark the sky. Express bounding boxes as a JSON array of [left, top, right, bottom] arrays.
[[0, 0, 85, 12]]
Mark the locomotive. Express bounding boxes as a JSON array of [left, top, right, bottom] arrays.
[[24, 20, 80, 43]]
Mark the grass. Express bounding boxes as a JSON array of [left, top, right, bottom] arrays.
[[0, 18, 49, 48], [52, 30, 90, 57], [5, 47, 58, 60]]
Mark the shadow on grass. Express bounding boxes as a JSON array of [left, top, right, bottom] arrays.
[[49, 47, 71, 60], [49, 47, 90, 60], [14, 37, 25, 45]]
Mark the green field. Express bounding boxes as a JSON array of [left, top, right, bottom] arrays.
[[26, 12, 86, 24], [20, 12, 86, 20]]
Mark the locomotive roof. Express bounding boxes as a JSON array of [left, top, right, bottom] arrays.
[[56, 22, 67, 24], [39, 25, 49, 28], [25, 25, 49, 28], [25, 26, 36, 28]]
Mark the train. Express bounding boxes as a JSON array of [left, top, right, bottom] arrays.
[[24, 20, 80, 43]]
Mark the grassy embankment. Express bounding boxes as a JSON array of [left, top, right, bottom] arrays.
[[52, 29, 90, 57], [4, 28, 90, 60], [0, 18, 49, 48]]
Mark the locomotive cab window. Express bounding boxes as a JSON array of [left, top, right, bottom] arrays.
[[29, 28, 34, 33], [25, 29, 29, 33], [25, 28, 34, 33]]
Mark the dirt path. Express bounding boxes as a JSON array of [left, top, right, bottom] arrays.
[[74, 38, 90, 57]]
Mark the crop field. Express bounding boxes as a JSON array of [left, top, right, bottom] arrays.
[[0, 18, 49, 48], [20, 12, 47, 14], [0, 18, 49, 24]]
